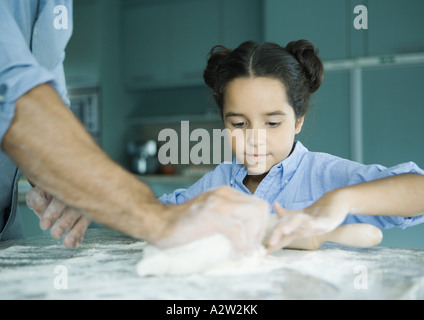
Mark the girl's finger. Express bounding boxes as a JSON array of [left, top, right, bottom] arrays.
[[273, 202, 297, 218]]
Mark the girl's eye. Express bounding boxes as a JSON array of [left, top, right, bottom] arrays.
[[232, 122, 247, 128], [266, 122, 281, 128]]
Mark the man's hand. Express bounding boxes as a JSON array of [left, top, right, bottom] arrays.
[[153, 186, 270, 254], [26, 186, 92, 248]]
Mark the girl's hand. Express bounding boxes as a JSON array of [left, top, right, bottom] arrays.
[[265, 190, 350, 252]]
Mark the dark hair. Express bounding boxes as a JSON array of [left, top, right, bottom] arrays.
[[203, 40, 324, 119]]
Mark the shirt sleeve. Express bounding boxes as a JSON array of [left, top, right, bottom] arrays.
[[158, 171, 215, 205], [158, 163, 234, 204], [343, 161, 424, 229], [0, 1, 59, 144]]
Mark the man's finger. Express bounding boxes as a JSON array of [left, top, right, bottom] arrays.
[[26, 187, 50, 217], [50, 207, 81, 239], [39, 198, 66, 230], [63, 216, 91, 248]]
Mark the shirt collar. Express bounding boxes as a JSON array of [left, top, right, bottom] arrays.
[[278, 140, 308, 181], [230, 140, 309, 185]]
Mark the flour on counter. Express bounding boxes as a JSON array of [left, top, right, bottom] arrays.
[[136, 216, 385, 277]]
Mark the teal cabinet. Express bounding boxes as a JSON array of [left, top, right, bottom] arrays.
[[362, 65, 424, 168], [122, 0, 262, 89], [64, 0, 102, 86], [221, 0, 263, 48], [123, 0, 221, 88], [168, 0, 221, 82], [367, 0, 424, 55], [298, 70, 351, 158], [264, 0, 349, 60], [122, 2, 169, 86], [264, 0, 424, 59]]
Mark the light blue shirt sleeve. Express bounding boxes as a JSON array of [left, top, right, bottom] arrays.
[[158, 163, 235, 204], [0, 0, 72, 144]]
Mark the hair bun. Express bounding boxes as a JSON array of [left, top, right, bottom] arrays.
[[203, 45, 232, 91], [285, 40, 324, 93]]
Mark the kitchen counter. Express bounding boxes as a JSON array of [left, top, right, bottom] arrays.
[[1, 228, 424, 300]]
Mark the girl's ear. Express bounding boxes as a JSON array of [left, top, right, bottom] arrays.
[[295, 116, 305, 134]]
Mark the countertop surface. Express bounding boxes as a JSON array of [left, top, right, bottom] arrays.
[[1, 228, 424, 300]]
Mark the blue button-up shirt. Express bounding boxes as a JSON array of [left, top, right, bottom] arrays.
[[0, 0, 72, 141], [159, 141, 424, 230], [0, 0, 73, 240]]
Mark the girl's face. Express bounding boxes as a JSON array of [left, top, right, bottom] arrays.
[[223, 76, 304, 176]]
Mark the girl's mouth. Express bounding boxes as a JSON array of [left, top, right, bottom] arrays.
[[246, 153, 268, 159]]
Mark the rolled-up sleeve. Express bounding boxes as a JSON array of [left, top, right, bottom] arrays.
[[0, 0, 68, 144]]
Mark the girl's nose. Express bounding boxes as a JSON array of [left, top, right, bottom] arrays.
[[245, 128, 267, 149]]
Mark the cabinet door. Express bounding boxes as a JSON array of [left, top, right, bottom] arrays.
[[222, 0, 262, 48], [362, 65, 424, 168], [64, 0, 101, 86], [122, 3, 169, 87], [367, 0, 424, 55], [264, 0, 349, 60], [168, 0, 220, 83], [297, 70, 351, 158]]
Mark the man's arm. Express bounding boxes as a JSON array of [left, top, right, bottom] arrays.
[[3, 83, 269, 250], [3, 83, 165, 240]]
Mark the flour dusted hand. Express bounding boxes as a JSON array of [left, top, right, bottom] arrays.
[[26, 187, 91, 248], [266, 202, 382, 252], [265, 192, 350, 251], [152, 186, 269, 253]]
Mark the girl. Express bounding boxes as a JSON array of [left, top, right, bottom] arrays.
[[159, 40, 424, 252]]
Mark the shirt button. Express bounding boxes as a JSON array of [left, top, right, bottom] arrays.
[[0, 95, 4, 102], [33, 28, 37, 35]]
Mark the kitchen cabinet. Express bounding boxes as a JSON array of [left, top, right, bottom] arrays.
[[297, 70, 351, 159], [122, 2, 169, 87], [167, 0, 221, 83], [264, 0, 349, 60], [122, 0, 262, 89], [63, 0, 102, 87], [362, 65, 424, 168], [264, 0, 424, 59], [367, 0, 424, 55]]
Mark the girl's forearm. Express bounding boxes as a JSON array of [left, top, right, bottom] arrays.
[[335, 174, 424, 218]]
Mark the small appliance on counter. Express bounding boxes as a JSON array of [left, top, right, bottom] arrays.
[[127, 140, 159, 174]]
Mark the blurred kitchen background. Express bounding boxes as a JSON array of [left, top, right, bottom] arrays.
[[19, 0, 424, 248]]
